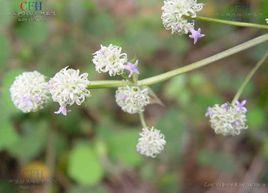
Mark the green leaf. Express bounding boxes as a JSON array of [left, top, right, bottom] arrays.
[[108, 129, 142, 167], [0, 120, 19, 151], [7, 120, 49, 162], [68, 143, 104, 186], [96, 121, 142, 167]]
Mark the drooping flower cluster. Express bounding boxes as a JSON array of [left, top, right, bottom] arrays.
[[206, 100, 248, 136], [92, 44, 139, 77], [10, 71, 49, 113], [48, 67, 90, 115], [161, 0, 205, 44], [136, 127, 166, 158], [115, 86, 150, 114]]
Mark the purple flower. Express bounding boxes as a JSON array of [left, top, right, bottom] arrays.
[[123, 61, 140, 78], [189, 28, 205, 44], [205, 107, 213, 117], [235, 100, 247, 112], [55, 105, 70, 116]]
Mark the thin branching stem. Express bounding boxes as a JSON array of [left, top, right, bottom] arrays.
[[139, 112, 148, 128], [232, 51, 268, 104], [196, 16, 268, 30]]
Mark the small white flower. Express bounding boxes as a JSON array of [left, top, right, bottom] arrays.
[[266, 18, 268, 24], [92, 44, 128, 76], [206, 100, 248, 136], [48, 67, 90, 115], [137, 127, 166, 158], [10, 71, 49, 113], [161, 0, 204, 34], [115, 86, 150, 114]]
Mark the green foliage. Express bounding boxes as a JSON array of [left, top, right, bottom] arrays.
[[247, 107, 265, 129], [7, 120, 49, 162], [0, 35, 11, 67], [107, 129, 142, 167], [0, 0, 12, 29], [0, 180, 17, 193], [156, 108, 186, 161], [164, 75, 191, 106], [68, 143, 104, 186], [0, 120, 19, 151], [68, 185, 108, 193], [97, 121, 142, 167], [159, 172, 181, 193], [15, 22, 49, 46]]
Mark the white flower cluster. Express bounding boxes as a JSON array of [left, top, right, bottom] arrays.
[[92, 44, 128, 76], [136, 127, 166, 158], [49, 67, 90, 108], [206, 101, 248, 136], [115, 86, 150, 114], [92, 44, 139, 77], [10, 71, 49, 113], [161, 0, 204, 34], [10, 67, 90, 116]]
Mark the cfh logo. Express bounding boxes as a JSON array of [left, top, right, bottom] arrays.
[[19, 1, 42, 11]]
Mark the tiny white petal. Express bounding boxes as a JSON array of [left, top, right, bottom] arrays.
[[115, 86, 150, 114], [136, 127, 166, 158], [48, 67, 90, 111], [92, 44, 128, 76], [10, 71, 49, 113]]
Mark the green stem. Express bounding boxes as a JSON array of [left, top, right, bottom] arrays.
[[139, 34, 268, 86], [87, 34, 268, 89], [196, 16, 268, 30], [231, 51, 268, 104], [139, 112, 148, 128], [88, 80, 128, 89]]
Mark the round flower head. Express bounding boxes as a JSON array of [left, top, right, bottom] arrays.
[[10, 71, 49, 113], [206, 100, 248, 136], [136, 127, 166, 158], [92, 44, 128, 76], [115, 86, 150, 114], [161, 0, 204, 34], [48, 67, 90, 115]]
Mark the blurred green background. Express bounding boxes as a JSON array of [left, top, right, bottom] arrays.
[[0, 0, 268, 193]]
